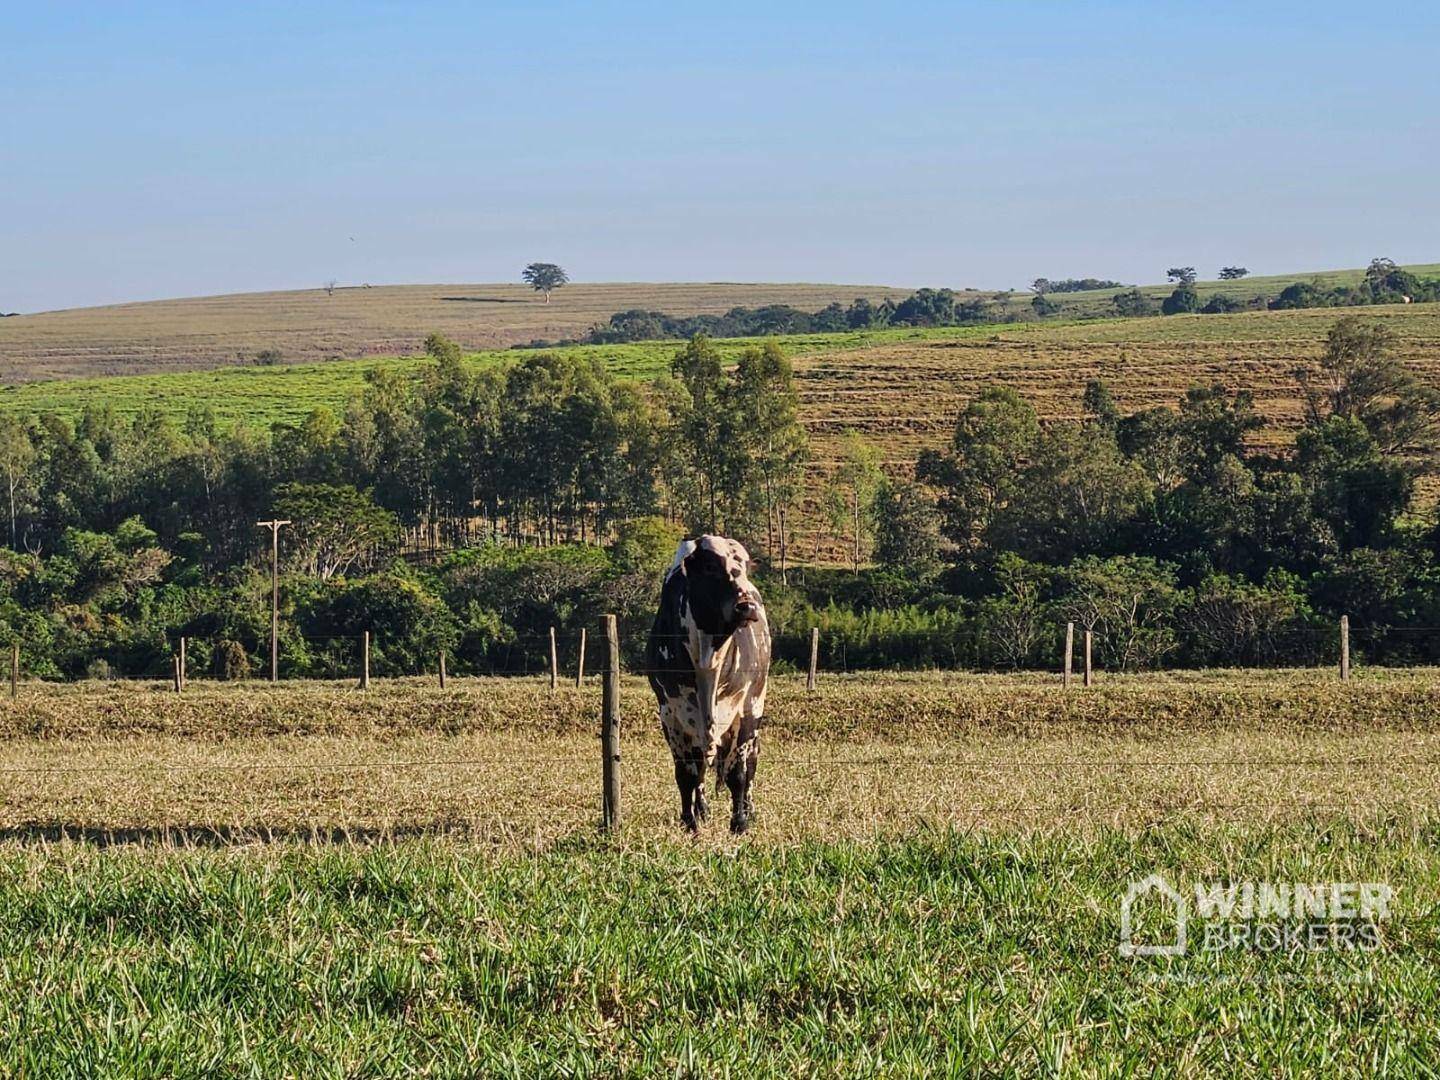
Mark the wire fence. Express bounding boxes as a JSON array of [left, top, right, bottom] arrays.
[[3, 614, 1438, 688], [4, 614, 1439, 833]]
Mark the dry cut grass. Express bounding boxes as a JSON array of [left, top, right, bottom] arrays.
[[3, 670, 1437, 847]]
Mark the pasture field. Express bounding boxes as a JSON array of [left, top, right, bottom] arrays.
[[2, 671, 1440, 1073], [0, 281, 915, 383]]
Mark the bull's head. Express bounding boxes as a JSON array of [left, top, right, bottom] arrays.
[[680, 535, 761, 636]]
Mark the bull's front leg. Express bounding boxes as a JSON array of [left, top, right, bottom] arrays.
[[675, 749, 708, 832], [724, 715, 760, 835]]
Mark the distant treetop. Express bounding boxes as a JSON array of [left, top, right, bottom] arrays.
[[522, 263, 569, 303], [1218, 266, 1250, 280], [1030, 277, 1124, 294], [1165, 267, 1198, 285]]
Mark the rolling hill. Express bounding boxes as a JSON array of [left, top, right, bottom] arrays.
[[5, 262, 1440, 470], [0, 282, 916, 383]]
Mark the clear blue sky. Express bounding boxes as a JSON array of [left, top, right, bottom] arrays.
[[3, 1, 1437, 312]]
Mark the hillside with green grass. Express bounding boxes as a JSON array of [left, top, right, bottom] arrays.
[[1039, 262, 1440, 317]]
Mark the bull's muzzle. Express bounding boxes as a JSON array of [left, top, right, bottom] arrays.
[[734, 599, 760, 624]]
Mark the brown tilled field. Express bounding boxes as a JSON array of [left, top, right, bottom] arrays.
[[0, 281, 914, 383]]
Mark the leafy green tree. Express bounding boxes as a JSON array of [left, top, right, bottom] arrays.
[[294, 571, 459, 676], [1054, 555, 1181, 671], [1111, 289, 1157, 317], [890, 288, 957, 327], [1295, 417, 1411, 551], [1181, 571, 1310, 665], [1364, 258, 1398, 291], [1002, 422, 1151, 563], [1269, 282, 1329, 309], [917, 386, 1039, 556], [1166, 267, 1198, 285], [731, 342, 807, 552], [521, 262, 569, 302], [824, 433, 884, 572], [423, 332, 463, 367], [669, 335, 743, 531], [1218, 266, 1249, 280], [976, 554, 1051, 668], [1201, 294, 1245, 314], [872, 478, 941, 579], [1161, 283, 1200, 315], [845, 298, 880, 329], [0, 415, 35, 550], [1083, 380, 1120, 428], [1298, 317, 1440, 455], [273, 482, 401, 580]]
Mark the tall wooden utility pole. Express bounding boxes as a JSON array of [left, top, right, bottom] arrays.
[[256, 519, 291, 682]]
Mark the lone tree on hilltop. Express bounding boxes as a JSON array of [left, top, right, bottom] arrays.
[[1166, 267, 1198, 285], [1219, 266, 1249, 280], [522, 263, 569, 303]]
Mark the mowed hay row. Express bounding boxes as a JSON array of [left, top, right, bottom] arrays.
[[3, 728, 1440, 844], [4, 677, 1440, 842], [795, 304, 1440, 464], [0, 282, 913, 383], [8, 669, 1440, 742]]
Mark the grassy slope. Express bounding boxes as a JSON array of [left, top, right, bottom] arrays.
[[4, 672, 1440, 1073], [0, 322, 994, 429], [1045, 261, 1440, 316]]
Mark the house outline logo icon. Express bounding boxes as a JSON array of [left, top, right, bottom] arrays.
[[1120, 873, 1187, 957]]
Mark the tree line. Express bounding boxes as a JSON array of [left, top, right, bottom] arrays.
[[5, 315, 1440, 679]]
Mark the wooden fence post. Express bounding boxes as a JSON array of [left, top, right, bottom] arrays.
[[1083, 629, 1093, 688], [360, 631, 370, 690], [179, 636, 187, 691], [9, 643, 16, 700], [807, 627, 819, 692], [1063, 622, 1074, 689], [576, 627, 587, 687], [549, 626, 558, 693], [438, 649, 447, 689], [1340, 615, 1350, 682], [172, 654, 182, 693], [601, 614, 621, 832]]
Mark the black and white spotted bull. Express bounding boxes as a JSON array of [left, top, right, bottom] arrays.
[[645, 535, 770, 834]]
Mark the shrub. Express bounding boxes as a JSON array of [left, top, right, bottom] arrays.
[[214, 640, 251, 680], [1161, 284, 1200, 315], [1112, 289, 1157, 317]]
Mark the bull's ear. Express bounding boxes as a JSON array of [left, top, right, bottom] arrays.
[[669, 538, 698, 577]]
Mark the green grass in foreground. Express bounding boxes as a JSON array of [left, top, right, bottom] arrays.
[[2, 819, 1438, 1075]]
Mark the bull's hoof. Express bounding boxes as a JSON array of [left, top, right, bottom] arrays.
[[681, 812, 699, 833], [694, 794, 709, 823], [729, 812, 750, 835]]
